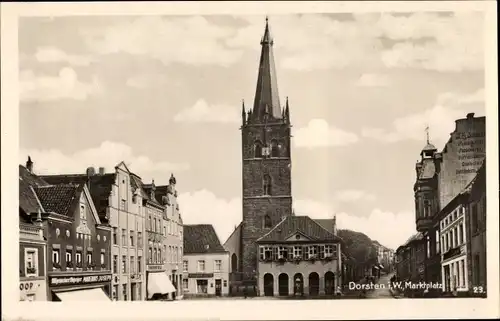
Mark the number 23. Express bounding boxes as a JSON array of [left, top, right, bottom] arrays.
[[473, 286, 484, 294]]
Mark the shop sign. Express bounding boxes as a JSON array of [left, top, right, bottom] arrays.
[[49, 274, 112, 287], [147, 265, 165, 271], [188, 273, 214, 278], [19, 281, 41, 292]]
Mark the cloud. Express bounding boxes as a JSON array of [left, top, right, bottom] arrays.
[[226, 12, 483, 72], [336, 209, 415, 250], [356, 73, 390, 87], [293, 119, 359, 148], [178, 190, 242, 244], [20, 68, 101, 102], [333, 190, 377, 202], [34, 46, 95, 66], [177, 190, 410, 250], [19, 141, 190, 182], [82, 16, 243, 67], [173, 99, 240, 124], [361, 88, 485, 147]]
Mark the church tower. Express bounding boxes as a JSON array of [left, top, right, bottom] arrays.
[[239, 17, 293, 281]]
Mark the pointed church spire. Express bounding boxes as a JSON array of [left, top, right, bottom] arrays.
[[285, 96, 290, 123], [252, 16, 281, 122], [425, 124, 430, 144], [241, 99, 246, 125]]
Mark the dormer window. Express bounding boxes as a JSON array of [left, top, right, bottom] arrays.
[[254, 141, 263, 158], [263, 175, 272, 195]]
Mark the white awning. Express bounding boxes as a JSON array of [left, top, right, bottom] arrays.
[[55, 288, 110, 301], [148, 272, 176, 299], [379, 264, 384, 269]]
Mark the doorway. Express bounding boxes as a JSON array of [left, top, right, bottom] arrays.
[[215, 279, 222, 296], [309, 272, 319, 296], [278, 273, 289, 296], [324, 272, 335, 295], [293, 273, 304, 296], [263, 273, 274, 296]]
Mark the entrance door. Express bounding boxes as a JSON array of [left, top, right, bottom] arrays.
[[324, 272, 335, 295], [444, 265, 450, 292], [263, 273, 274, 296], [293, 273, 304, 296], [278, 273, 289, 296], [215, 279, 222, 296], [309, 272, 319, 296]]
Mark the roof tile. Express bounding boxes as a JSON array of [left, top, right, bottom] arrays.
[[183, 224, 226, 254], [257, 216, 340, 242]]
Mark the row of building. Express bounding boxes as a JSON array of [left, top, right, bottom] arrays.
[[395, 113, 487, 297], [19, 158, 233, 301]]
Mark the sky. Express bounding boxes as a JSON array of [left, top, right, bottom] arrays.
[[18, 12, 486, 250]]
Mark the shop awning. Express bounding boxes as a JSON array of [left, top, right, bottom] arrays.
[[378, 264, 384, 269], [148, 272, 176, 299], [55, 288, 110, 301]]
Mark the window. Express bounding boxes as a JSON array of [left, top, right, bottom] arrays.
[[130, 256, 135, 273], [471, 203, 478, 233], [270, 139, 280, 157], [76, 251, 82, 267], [263, 175, 272, 195], [148, 216, 152, 231], [159, 248, 162, 263], [113, 227, 118, 245], [80, 204, 86, 220], [164, 226, 166, 236], [293, 246, 302, 259], [174, 246, 178, 263], [122, 284, 128, 301], [277, 246, 289, 259], [197, 260, 205, 272], [423, 200, 431, 217], [148, 247, 152, 263], [263, 214, 272, 228], [87, 253, 92, 266], [130, 230, 134, 246], [120, 199, 126, 211], [196, 279, 208, 294], [460, 260, 465, 287], [52, 248, 60, 265], [113, 255, 118, 273], [458, 223, 464, 245], [436, 231, 441, 254], [156, 219, 159, 233], [65, 251, 72, 264], [332, 244, 338, 258], [121, 229, 127, 246], [112, 285, 118, 300], [453, 227, 458, 247], [137, 232, 142, 246], [25, 248, 38, 276], [122, 255, 127, 273], [324, 245, 333, 258], [214, 260, 222, 272], [183, 279, 189, 290], [154, 248, 157, 263], [307, 246, 318, 259], [138, 256, 142, 273], [183, 260, 188, 272], [100, 253, 105, 265], [254, 141, 263, 158], [153, 218, 157, 233]]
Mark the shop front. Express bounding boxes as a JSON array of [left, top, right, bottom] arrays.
[[20, 278, 47, 301], [147, 265, 176, 300], [49, 273, 112, 301]]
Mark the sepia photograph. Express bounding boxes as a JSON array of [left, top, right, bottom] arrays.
[[1, 1, 498, 320]]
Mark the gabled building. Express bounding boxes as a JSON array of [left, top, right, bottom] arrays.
[[41, 162, 147, 301], [20, 158, 113, 301], [255, 216, 342, 297], [19, 158, 48, 301], [183, 225, 229, 297]]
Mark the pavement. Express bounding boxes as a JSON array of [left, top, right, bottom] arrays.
[[365, 273, 399, 299]]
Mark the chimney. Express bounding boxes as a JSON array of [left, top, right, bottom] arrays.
[[98, 167, 105, 175], [86, 167, 96, 176], [466, 112, 475, 119], [26, 156, 33, 173]]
